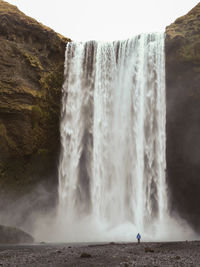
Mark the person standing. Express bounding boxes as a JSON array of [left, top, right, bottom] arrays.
[[136, 233, 141, 243]]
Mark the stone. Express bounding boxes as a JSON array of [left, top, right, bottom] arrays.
[[0, 224, 34, 244], [80, 252, 92, 258], [144, 247, 154, 253]]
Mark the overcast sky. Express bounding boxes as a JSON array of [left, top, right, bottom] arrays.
[[6, 0, 200, 41]]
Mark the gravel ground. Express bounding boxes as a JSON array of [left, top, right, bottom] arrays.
[[0, 241, 199, 266]]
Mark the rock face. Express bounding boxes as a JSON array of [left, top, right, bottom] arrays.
[[0, 0, 70, 206], [166, 3, 200, 232], [0, 224, 34, 244]]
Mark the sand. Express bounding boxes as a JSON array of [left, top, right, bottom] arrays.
[[0, 241, 199, 266]]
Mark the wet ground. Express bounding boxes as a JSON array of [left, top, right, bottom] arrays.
[[0, 241, 200, 266]]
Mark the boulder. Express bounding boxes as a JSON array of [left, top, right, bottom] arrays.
[[0, 224, 34, 244]]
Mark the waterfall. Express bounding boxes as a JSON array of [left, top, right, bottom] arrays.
[[58, 33, 168, 241]]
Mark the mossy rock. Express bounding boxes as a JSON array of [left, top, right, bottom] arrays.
[[0, 225, 34, 244]]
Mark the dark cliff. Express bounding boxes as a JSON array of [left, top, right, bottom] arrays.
[[166, 3, 200, 232], [0, 0, 70, 208]]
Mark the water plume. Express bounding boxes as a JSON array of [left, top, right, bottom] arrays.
[[53, 34, 195, 242]]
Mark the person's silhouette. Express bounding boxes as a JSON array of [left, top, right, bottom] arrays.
[[136, 233, 141, 243]]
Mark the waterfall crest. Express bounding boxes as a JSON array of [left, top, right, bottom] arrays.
[[58, 33, 168, 241]]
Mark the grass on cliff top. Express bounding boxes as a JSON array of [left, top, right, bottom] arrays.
[[166, 2, 200, 63], [0, 0, 70, 42], [0, 0, 21, 13], [0, 0, 52, 31], [167, 2, 200, 38]]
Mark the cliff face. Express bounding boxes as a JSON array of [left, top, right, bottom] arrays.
[[0, 0, 70, 205], [166, 4, 200, 232]]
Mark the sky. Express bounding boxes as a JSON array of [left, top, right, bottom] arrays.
[[5, 0, 200, 41]]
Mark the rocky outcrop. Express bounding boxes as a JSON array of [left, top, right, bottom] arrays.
[[0, 224, 34, 244], [0, 0, 70, 205], [166, 3, 200, 232]]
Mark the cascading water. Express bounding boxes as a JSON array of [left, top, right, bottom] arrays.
[[57, 33, 169, 241]]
